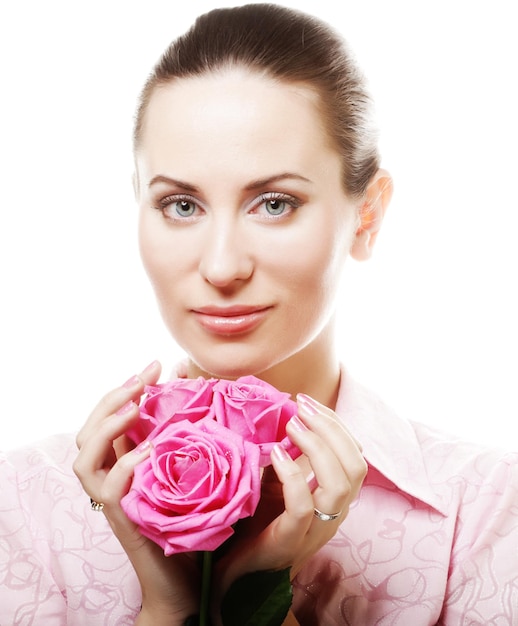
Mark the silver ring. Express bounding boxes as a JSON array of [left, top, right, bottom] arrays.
[[313, 507, 341, 522], [90, 498, 105, 512]]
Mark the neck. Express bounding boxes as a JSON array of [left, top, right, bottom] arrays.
[[259, 341, 341, 410]]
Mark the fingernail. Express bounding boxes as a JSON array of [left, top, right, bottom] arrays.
[[123, 375, 140, 389], [142, 360, 159, 373], [279, 435, 302, 461], [134, 440, 152, 455], [116, 400, 136, 416], [297, 393, 319, 417], [289, 415, 309, 432], [272, 443, 292, 463]]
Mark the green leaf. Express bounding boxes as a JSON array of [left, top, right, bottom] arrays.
[[221, 568, 293, 626]]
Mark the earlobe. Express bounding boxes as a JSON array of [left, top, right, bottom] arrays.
[[350, 169, 393, 261]]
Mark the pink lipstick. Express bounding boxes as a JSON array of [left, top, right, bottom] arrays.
[[192, 305, 270, 336]]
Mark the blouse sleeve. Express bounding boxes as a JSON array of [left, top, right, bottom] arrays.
[[440, 451, 518, 624], [0, 449, 67, 625], [1, 436, 142, 625]]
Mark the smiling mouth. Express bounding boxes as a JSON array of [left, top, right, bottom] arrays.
[[192, 306, 271, 336]]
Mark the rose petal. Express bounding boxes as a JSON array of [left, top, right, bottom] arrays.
[[121, 418, 261, 554]]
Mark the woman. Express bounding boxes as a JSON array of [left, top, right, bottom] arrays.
[[2, 4, 517, 625]]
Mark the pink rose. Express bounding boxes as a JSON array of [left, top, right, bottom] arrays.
[[126, 377, 217, 444], [212, 376, 299, 466], [120, 418, 261, 555]]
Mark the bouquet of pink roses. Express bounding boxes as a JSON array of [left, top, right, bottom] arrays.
[[121, 375, 300, 556], [120, 375, 299, 624]]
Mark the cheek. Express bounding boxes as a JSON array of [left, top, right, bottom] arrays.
[[138, 216, 184, 295], [138, 222, 162, 285], [275, 227, 350, 298]]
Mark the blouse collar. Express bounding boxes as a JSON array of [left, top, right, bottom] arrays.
[[336, 368, 447, 515]]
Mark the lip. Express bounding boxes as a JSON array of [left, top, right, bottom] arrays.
[[192, 305, 271, 336]]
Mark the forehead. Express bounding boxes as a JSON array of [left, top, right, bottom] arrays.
[[138, 68, 330, 152], [134, 68, 344, 192]]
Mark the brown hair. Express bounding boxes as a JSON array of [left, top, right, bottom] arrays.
[[133, 3, 380, 198]]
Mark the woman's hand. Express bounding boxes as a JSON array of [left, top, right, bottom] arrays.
[[73, 368, 365, 626], [212, 392, 367, 615], [73, 361, 200, 626]]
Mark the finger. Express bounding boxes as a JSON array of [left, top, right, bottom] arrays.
[[73, 402, 140, 498], [219, 444, 315, 585], [296, 394, 367, 500], [271, 439, 356, 577], [285, 417, 351, 520], [285, 398, 367, 520], [269, 444, 314, 537], [297, 393, 364, 451], [76, 360, 161, 448], [100, 442, 153, 550]]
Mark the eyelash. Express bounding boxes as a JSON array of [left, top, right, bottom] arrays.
[[153, 194, 199, 221], [254, 192, 302, 219], [153, 191, 302, 221]]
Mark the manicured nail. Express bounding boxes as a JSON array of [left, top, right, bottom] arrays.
[[116, 401, 136, 416], [134, 440, 152, 455], [279, 435, 302, 461], [142, 360, 159, 373], [297, 393, 319, 417], [123, 375, 140, 389], [272, 443, 292, 463], [289, 415, 309, 432]]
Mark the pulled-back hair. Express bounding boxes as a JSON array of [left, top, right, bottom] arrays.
[[133, 3, 380, 197]]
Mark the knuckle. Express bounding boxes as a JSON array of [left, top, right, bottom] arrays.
[[75, 431, 84, 450], [355, 456, 368, 480], [115, 453, 138, 473], [97, 389, 121, 416], [334, 481, 352, 502], [72, 456, 85, 480], [292, 501, 314, 521]]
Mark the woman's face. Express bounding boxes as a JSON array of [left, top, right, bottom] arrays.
[[135, 69, 362, 382]]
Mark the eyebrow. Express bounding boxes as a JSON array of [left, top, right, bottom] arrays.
[[148, 175, 198, 191], [147, 172, 312, 191], [244, 173, 312, 190]]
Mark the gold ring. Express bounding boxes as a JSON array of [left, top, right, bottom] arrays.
[[90, 498, 105, 512]]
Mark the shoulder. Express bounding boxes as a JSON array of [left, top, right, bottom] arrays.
[[1, 433, 81, 507], [2, 432, 78, 473], [411, 418, 518, 500], [410, 427, 518, 621], [337, 370, 518, 513], [0, 433, 89, 557], [296, 371, 518, 623], [2, 432, 79, 488]]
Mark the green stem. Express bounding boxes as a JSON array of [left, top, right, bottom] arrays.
[[199, 550, 213, 626]]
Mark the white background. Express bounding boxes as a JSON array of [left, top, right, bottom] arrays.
[[0, 1, 516, 451]]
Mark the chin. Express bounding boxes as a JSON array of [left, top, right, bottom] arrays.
[[190, 358, 258, 381], [186, 346, 283, 381]]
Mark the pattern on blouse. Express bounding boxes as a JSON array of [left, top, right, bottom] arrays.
[[1, 377, 517, 625]]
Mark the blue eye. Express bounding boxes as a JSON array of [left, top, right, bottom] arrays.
[[264, 198, 287, 215], [154, 194, 201, 221], [254, 192, 301, 219], [175, 200, 196, 217]]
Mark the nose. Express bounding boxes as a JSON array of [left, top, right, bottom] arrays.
[[198, 217, 254, 288]]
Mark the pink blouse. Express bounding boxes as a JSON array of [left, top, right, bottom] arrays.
[[1, 373, 517, 625]]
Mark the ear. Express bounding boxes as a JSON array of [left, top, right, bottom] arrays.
[[350, 169, 393, 261]]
